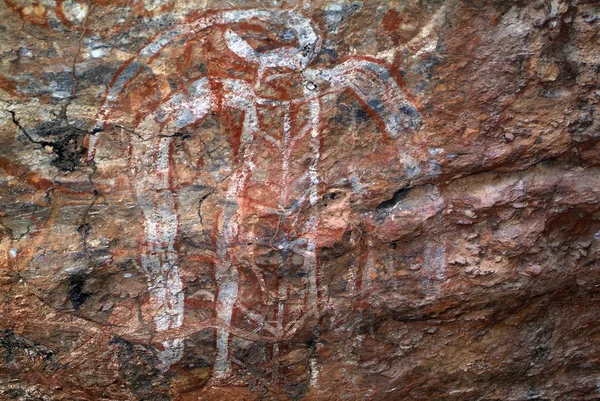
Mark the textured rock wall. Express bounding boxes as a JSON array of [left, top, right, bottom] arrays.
[[1, 0, 599, 400]]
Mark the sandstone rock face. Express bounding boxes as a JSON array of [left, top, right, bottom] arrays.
[[1, 0, 599, 400]]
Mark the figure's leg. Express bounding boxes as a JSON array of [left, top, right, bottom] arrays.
[[302, 95, 323, 387], [132, 134, 185, 372], [212, 260, 239, 378], [305, 96, 321, 318], [212, 82, 258, 380]]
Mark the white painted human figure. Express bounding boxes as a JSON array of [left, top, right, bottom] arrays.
[[131, 133, 185, 372], [89, 8, 421, 377], [126, 78, 213, 371]]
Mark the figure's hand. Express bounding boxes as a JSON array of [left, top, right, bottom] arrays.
[[149, 77, 213, 135]]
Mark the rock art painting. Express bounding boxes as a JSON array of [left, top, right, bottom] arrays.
[[89, 7, 422, 379], [2, 0, 600, 400]]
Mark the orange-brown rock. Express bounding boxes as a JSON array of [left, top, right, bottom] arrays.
[[1, 1, 599, 400]]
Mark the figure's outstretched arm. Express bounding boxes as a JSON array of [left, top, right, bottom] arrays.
[[303, 59, 422, 138]]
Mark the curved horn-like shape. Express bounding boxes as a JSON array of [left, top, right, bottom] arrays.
[[222, 10, 321, 70]]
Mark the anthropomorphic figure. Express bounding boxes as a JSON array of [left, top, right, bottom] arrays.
[[88, 9, 422, 378]]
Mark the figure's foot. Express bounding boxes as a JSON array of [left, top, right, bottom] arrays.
[[155, 338, 184, 372], [206, 368, 232, 387]]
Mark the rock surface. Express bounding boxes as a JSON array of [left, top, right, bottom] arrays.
[[1, 0, 600, 400]]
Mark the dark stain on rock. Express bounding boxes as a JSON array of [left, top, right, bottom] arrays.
[[43, 71, 74, 93], [78, 65, 120, 87], [33, 120, 88, 172], [0, 330, 59, 370], [285, 381, 309, 401], [320, 231, 354, 262], [334, 96, 374, 125], [67, 274, 90, 310], [109, 337, 171, 401]]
